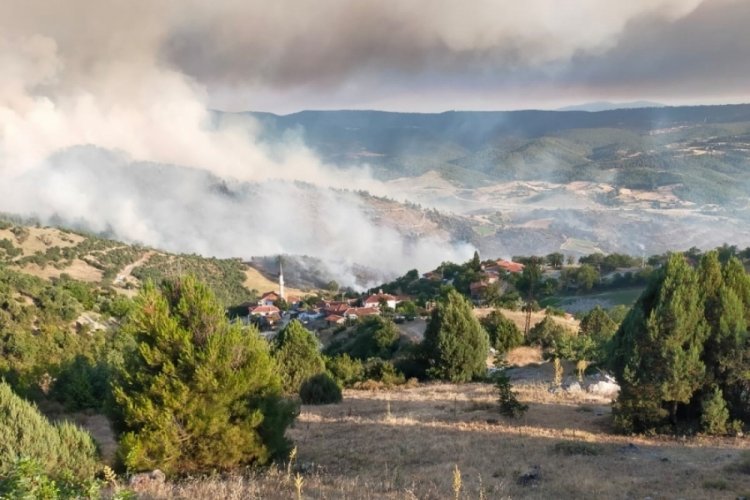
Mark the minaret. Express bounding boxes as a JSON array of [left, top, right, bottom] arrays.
[[278, 257, 285, 300]]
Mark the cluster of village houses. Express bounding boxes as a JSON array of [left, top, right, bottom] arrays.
[[247, 258, 529, 330], [248, 290, 407, 329]]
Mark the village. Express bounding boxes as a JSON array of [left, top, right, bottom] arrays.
[[246, 257, 536, 333]]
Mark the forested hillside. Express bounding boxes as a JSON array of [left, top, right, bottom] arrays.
[[236, 104, 750, 204]]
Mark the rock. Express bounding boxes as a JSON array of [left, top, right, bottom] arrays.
[[586, 380, 620, 397], [517, 465, 541, 487], [563, 381, 583, 393], [128, 469, 166, 491]]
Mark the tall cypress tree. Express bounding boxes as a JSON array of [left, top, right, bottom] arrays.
[[422, 289, 489, 382], [612, 254, 707, 431]]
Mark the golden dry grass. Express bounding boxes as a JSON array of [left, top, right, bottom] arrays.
[[0, 226, 84, 257], [19, 258, 103, 282], [243, 267, 307, 297], [135, 378, 750, 499]]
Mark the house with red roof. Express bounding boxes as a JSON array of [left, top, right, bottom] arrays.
[[325, 314, 346, 326], [249, 304, 280, 317], [496, 259, 525, 274], [343, 307, 380, 320], [364, 290, 400, 309], [258, 291, 281, 307]]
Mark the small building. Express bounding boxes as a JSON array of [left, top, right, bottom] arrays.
[[364, 291, 400, 309], [325, 314, 346, 326], [249, 305, 281, 317], [343, 307, 380, 320], [496, 259, 525, 274], [258, 291, 281, 307]]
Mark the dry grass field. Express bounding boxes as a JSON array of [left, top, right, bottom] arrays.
[[135, 351, 750, 499]]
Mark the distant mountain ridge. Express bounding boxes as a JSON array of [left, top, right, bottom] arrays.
[[556, 100, 665, 112]]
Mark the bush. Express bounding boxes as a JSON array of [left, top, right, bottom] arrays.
[[112, 276, 297, 475], [363, 358, 406, 387], [325, 354, 364, 387], [327, 316, 400, 361], [701, 386, 730, 435], [299, 373, 343, 405], [273, 320, 326, 394], [495, 372, 528, 418], [527, 315, 571, 353], [51, 356, 110, 411], [480, 310, 523, 353], [552, 441, 603, 456], [0, 382, 99, 481]]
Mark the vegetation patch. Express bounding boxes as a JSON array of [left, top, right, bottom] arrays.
[[551, 441, 603, 456]]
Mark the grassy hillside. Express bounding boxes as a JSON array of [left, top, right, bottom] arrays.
[[0, 219, 308, 307]]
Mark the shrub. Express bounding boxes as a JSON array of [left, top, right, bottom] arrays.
[[325, 354, 364, 387], [480, 310, 523, 353], [299, 373, 342, 405], [363, 358, 406, 387], [527, 315, 571, 352], [112, 276, 297, 475], [495, 372, 528, 418], [552, 441, 603, 456], [701, 386, 730, 435], [273, 320, 326, 394], [0, 382, 99, 481], [51, 355, 110, 411], [349, 316, 400, 360]]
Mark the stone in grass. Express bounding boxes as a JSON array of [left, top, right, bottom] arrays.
[[517, 465, 541, 487]]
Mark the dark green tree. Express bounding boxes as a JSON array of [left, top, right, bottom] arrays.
[[299, 373, 342, 405], [470, 250, 482, 272], [546, 252, 564, 269], [0, 382, 99, 481], [480, 310, 523, 353], [579, 306, 617, 362], [527, 315, 571, 352], [611, 254, 707, 432], [112, 276, 297, 474], [273, 320, 326, 394], [422, 289, 489, 382], [347, 315, 400, 360]]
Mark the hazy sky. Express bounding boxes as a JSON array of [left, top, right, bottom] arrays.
[[2, 0, 748, 114]]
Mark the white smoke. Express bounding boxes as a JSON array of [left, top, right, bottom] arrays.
[[0, 15, 473, 287]]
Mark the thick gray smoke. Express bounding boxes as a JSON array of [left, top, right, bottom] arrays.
[[0, 1, 478, 287], [3, 147, 473, 287]]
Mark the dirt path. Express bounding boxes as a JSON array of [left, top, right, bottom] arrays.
[[114, 250, 155, 285]]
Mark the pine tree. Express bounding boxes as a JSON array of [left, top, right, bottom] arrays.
[[422, 289, 489, 382], [580, 306, 617, 341], [611, 254, 707, 431], [579, 305, 617, 363], [0, 382, 99, 481], [722, 256, 750, 323], [701, 385, 730, 435], [713, 258, 750, 420], [112, 276, 297, 475], [273, 320, 326, 394], [480, 310, 523, 353]]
